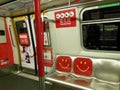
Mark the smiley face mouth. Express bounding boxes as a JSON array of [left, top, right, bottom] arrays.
[[77, 65, 89, 72], [59, 63, 70, 69]]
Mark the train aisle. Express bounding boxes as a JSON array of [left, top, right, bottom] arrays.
[[0, 73, 39, 90]]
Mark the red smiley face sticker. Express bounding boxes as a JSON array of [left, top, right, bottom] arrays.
[[56, 56, 72, 72], [74, 57, 92, 76]]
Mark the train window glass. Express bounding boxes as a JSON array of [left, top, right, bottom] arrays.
[[83, 22, 120, 51], [44, 18, 49, 32], [44, 17, 51, 46], [15, 20, 30, 46], [34, 17, 51, 46], [0, 30, 5, 35], [83, 6, 120, 20], [15, 20, 28, 34]]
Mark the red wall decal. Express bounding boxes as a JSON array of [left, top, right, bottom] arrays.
[[56, 56, 72, 72], [0, 18, 14, 68], [73, 57, 92, 76], [55, 8, 76, 28]]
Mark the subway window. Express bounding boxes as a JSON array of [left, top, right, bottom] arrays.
[[15, 20, 28, 34], [44, 17, 51, 46], [82, 6, 120, 51], [83, 6, 120, 20], [0, 30, 5, 35], [15, 20, 30, 46]]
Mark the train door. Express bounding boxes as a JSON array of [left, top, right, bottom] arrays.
[[6, 17, 21, 72], [13, 16, 37, 74], [30, 14, 53, 74], [0, 17, 14, 75]]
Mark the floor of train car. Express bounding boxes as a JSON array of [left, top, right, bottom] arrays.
[[0, 71, 77, 90], [0, 73, 38, 90]]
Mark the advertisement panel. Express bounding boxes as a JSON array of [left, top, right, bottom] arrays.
[[55, 8, 76, 28]]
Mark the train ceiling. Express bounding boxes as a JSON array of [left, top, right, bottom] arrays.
[[0, 0, 74, 16], [0, 0, 103, 17]]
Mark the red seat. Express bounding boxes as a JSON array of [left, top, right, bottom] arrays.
[[56, 56, 72, 73], [73, 57, 92, 76]]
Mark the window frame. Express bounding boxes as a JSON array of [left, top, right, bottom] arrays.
[[80, 5, 120, 51], [15, 20, 30, 46]]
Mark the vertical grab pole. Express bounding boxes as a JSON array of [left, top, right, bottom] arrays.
[[34, 0, 44, 90]]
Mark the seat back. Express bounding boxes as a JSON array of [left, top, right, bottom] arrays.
[[73, 57, 93, 76], [56, 56, 72, 73]]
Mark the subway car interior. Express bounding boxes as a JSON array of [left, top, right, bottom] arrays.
[[0, 0, 120, 90]]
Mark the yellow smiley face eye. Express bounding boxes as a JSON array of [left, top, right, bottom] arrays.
[[80, 61, 83, 64], [84, 62, 87, 65], [62, 59, 64, 62]]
